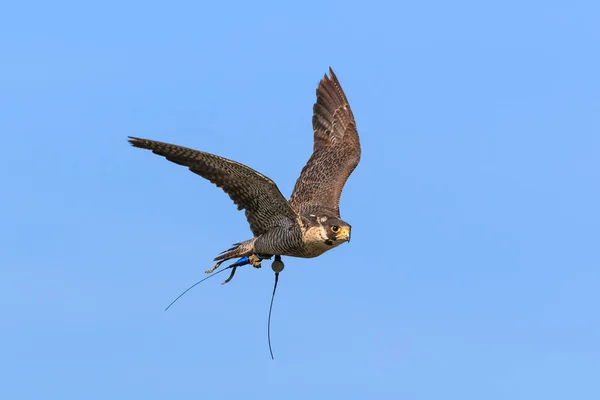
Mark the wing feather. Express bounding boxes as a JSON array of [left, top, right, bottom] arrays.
[[289, 68, 361, 216], [128, 137, 298, 236]]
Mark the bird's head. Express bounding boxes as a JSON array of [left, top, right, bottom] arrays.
[[319, 217, 351, 245]]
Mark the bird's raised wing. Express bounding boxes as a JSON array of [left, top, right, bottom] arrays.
[[289, 68, 361, 217], [129, 137, 298, 236]]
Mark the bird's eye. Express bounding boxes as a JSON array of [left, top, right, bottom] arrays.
[[331, 225, 340, 233]]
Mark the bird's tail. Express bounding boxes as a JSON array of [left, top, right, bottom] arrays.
[[214, 238, 256, 261]]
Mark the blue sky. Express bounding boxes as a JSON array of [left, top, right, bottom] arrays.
[[1, 1, 599, 398]]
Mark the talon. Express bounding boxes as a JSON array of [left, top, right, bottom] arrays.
[[249, 254, 262, 268], [208, 254, 272, 281], [249, 253, 273, 268]]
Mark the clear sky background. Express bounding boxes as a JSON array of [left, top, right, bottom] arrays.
[[1, 1, 599, 399]]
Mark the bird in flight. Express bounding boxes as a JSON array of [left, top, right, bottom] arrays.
[[129, 68, 360, 357]]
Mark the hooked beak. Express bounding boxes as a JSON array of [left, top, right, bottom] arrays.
[[336, 226, 351, 243]]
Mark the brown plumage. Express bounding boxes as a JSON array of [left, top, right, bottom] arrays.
[[290, 68, 361, 217], [129, 67, 360, 268], [126, 139, 298, 237]]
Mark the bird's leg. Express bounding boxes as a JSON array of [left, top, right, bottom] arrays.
[[249, 253, 272, 268], [207, 253, 272, 275], [217, 254, 273, 285]]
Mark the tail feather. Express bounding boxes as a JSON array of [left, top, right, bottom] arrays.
[[213, 238, 256, 261], [218, 243, 241, 255]]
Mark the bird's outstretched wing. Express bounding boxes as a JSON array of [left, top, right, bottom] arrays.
[[128, 137, 298, 236], [289, 68, 361, 217]]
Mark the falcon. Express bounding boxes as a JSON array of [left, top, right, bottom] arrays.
[[129, 68, 361, 281], [129, 69, 360, 358]]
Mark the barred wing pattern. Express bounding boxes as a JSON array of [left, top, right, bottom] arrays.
[[128, 137, 298, 237], [289, 68, 361, 217]]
